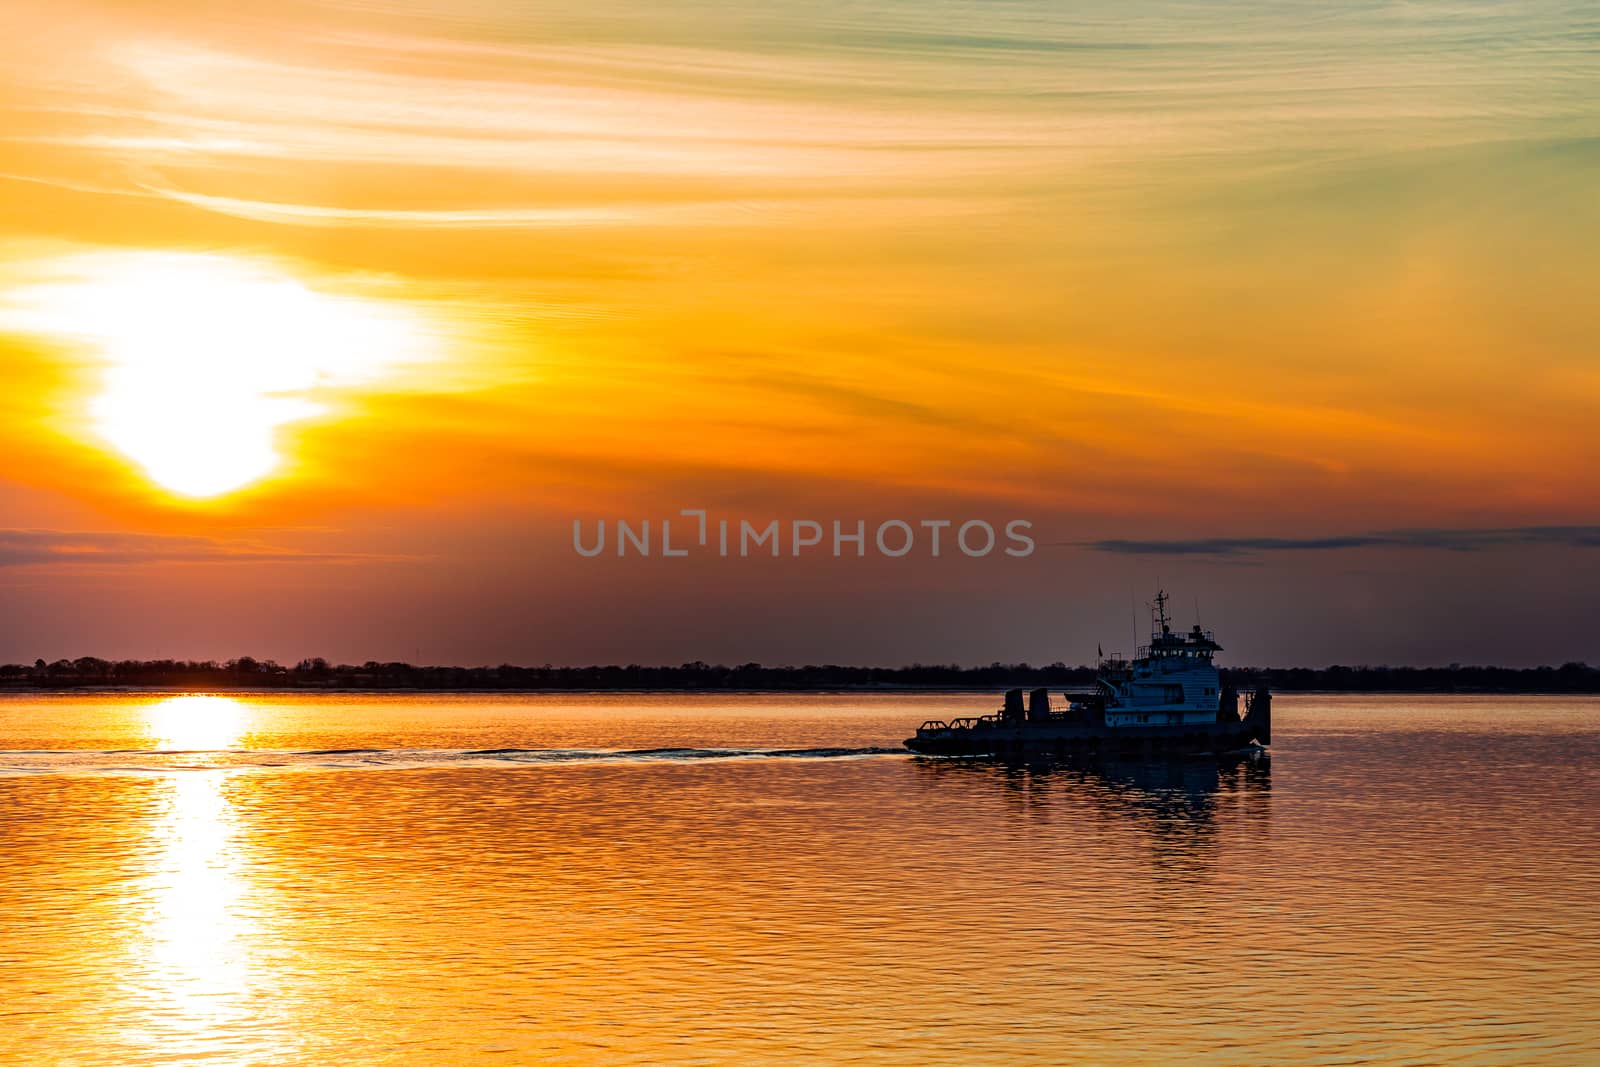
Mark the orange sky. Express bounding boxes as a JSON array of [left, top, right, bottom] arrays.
[[0, 0, 1596, 665]]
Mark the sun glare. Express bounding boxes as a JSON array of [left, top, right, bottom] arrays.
[[145, 694, 248, 751], [8, 252, 430, 498]]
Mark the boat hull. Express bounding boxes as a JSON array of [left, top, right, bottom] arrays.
[[904, 719, 1265, 758]]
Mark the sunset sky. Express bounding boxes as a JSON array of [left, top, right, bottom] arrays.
[[1, 0, 1596, 667]]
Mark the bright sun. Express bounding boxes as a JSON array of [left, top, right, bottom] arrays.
[[9, 252, 428, 497]]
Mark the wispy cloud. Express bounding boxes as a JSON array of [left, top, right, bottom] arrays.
[[0, 529, 401, 567], [145, 187, 637, 229], [65, 40, 1057, 180], [1084, 527, 1600, 558]]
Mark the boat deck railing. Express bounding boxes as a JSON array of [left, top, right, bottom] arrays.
[[920, 705, 1112, 736]]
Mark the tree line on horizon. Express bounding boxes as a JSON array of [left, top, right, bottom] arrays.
[[1, 657, 1597, 692]]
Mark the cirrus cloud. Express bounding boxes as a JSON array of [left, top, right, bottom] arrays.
[[1083, 526, 1600, 558]]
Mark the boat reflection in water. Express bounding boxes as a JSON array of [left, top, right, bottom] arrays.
[[912, 750, 1271, 872]]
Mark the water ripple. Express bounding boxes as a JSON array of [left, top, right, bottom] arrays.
[[1, 694, 1596, 1066], [0, 744, 908, 775]]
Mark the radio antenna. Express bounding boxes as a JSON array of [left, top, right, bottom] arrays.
[[1129, 591, 1137, 656]]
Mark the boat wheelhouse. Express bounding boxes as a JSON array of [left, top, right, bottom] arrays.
[[1100, 591, 1226, 726]]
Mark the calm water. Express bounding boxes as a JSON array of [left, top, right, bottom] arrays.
[[1, 693, 1597, 1065]]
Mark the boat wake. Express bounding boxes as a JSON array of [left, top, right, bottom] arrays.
[[0, 745, 906, 776]]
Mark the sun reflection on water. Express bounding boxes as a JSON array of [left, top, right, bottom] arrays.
[[145, 694, 247, 751], [117, 697, 260, 1057], [139, 772, 251, 1047]]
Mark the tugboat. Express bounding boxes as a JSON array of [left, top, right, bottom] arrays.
[[905, 591, 1270, 758]]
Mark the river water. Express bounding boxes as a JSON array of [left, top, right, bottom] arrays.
[[1, 693, 1596, 1065]]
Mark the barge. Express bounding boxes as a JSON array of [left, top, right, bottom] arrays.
[[905, 591, 1270, 758]]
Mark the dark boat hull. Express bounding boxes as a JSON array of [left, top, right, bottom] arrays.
[[905, 716, 1267, 758]]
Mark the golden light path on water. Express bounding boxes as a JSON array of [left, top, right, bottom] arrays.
[[124, 696, 254, 1060], [147, 694, 248, 752]]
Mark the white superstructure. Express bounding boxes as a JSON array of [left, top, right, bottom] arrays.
[[1096, 591, 1227, 728]]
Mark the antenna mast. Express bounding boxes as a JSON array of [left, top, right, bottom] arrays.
[[1129, 591, 1137, 658], [1153, 589, 1171, 634]]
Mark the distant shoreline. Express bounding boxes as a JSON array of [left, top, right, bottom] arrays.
[[2, 686, 1598, 697], [3, 659, 1597, 695]]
